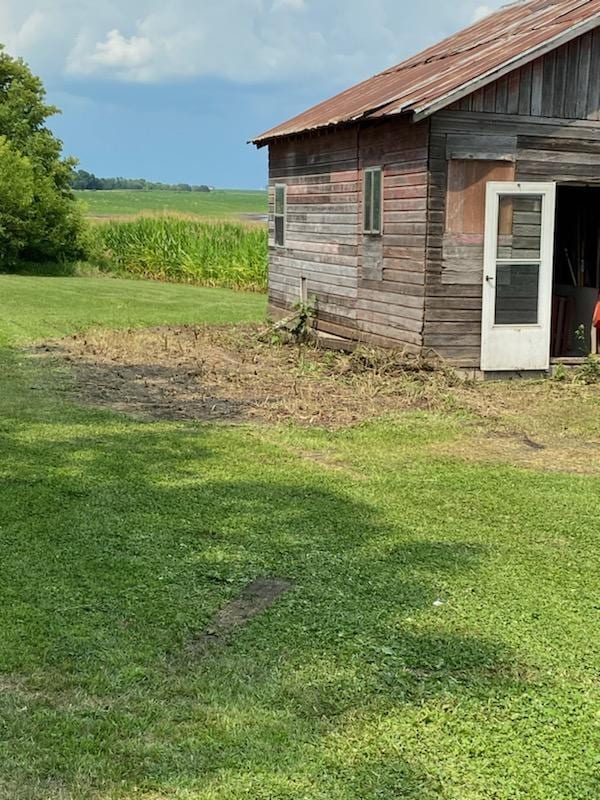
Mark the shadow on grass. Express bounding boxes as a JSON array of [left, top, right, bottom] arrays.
[[0, 346, 584, 799], [2, 261, 84, 278]]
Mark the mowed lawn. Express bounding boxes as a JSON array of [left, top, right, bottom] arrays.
[[0, 275, 598, 800], [0, 274, 266, 344], [76, 189, 268, 220]]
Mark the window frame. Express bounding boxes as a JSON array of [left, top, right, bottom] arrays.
[[363, 166, 383, 236], [274, 183, 287, 247]]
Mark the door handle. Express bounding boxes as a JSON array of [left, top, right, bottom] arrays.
[[485, 275, 494, 283]]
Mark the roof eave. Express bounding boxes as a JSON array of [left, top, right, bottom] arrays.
[[250, 106, 409, 148], [250, 121, 346, 148]]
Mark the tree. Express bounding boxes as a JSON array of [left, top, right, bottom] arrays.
[[0, 137, 34, 262], [0, 45, 87, 266], [72, 169, 103, 190]]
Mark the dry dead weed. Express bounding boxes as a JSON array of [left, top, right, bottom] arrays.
[[34, 324, 453, 428], [32, 324, 600, 473]]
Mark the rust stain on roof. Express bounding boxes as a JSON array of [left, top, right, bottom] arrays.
[[252, 0, 600, 145]]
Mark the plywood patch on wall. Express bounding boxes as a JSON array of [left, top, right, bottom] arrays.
[[446, 160, 515, 235]]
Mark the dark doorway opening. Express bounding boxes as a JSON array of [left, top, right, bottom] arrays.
[[552, 186, 600, 358]]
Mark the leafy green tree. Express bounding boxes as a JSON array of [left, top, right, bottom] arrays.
[[72, 169, 103, 190], [0, 137, 34, 262], [0, 45, 87, 266]]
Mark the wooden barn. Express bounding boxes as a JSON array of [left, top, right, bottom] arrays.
[[252, 0, 600, 374]]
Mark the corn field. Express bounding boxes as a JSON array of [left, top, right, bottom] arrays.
[[94, 216, 268, 291]]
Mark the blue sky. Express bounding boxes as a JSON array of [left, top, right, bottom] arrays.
[[1, 0, 504, 188]]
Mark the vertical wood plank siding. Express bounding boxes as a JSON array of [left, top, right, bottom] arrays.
[[453, 29, 600, 120], [425, 111, 600, 364], [268, 118, 430, 350]]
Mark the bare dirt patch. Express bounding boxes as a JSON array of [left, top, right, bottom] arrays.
[[34, 324, 448, 428], [31, 323, 600, 473], [191, 579, 292, 652]]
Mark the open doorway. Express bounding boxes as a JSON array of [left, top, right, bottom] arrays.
[[552, 185, 600, 358]]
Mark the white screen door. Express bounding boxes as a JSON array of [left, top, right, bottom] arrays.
[[481, 182, 556, 372]]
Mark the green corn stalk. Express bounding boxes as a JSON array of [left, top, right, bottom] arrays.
[[94, 216, 268, 290]]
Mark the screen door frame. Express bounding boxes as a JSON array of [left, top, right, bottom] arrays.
[[481, 181, 556, 372]]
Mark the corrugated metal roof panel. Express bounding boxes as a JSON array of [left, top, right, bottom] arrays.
[[252, 0, 600, 145]]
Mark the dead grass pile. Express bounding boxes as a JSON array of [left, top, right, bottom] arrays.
[[33, 324, 600, 472], [34, 325, 462, 428]]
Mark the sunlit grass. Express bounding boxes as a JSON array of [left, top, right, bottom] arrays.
[[0, 274, 266, 344], [0, 276, 597, 799]]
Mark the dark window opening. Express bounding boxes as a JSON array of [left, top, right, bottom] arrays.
[[274, 184, 286, 247], [495, 263, 540, 325], [363, 168, 382, 235]]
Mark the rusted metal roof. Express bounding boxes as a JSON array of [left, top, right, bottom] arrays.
[[252, 0, 600, 146]]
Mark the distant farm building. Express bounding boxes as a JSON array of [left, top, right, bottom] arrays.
[[252, 0, 600, 373]]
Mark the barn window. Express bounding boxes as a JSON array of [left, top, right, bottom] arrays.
[[274, 184, 286, 247], [363, 167, 383, 235]]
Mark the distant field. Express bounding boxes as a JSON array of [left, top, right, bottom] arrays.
[[76, 189, 268, 220]]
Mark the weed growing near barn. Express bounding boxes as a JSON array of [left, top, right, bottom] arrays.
[[0, 276, 598, 800]]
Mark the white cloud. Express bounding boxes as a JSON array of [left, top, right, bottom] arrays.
[[472, 5, 494, 23], [60, 0, 405, 85], [0, 7, 63, 65], [92, 30, 154, 69], [0, 1, 505, 86], [67, 29, 154, 80]]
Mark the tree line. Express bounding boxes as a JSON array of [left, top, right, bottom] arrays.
[[72, 170, 213, 193]]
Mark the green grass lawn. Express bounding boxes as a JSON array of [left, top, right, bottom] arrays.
[[0, 274, 266, 344], [76, 189, 268, 220], [0, 275, 598, 799]]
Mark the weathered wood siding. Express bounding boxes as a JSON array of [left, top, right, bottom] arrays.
[[356, 119, 430, 349], [268, 28, 600, 364], [425, 29, 600, 367], [453, 29, 600, 121], [268, 128, 361, 339], [268, 118, 430, 349]]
